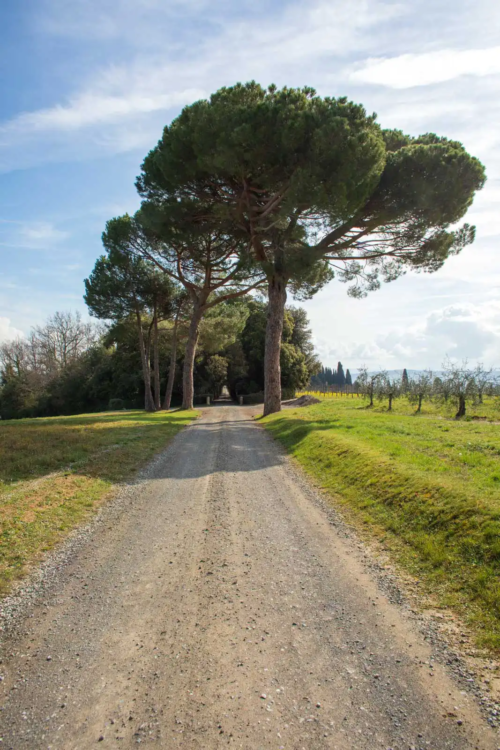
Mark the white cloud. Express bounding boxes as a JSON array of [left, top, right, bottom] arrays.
[[0, 317, 24, 343], [333, 302, 500, 369], [0, 220, 68, 249], [0, 0, 404, 171], [2, 89, 206, 135], [350, 46, 500, 89]]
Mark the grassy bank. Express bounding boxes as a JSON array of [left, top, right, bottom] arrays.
[[0, 409, 196, 595], [262, 397, 500, 649]]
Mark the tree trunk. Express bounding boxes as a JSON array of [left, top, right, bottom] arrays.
[[263, 273, 287, 416], [417, 394, 423, 412], [146, 323, 153, 404], [388, 394, 393, 411], [182, 304, 204, 410], [135, 308, 155, 412], [153, 307, 161, 410], [163, 317, 179, 411], [455, 394, 466, 418]]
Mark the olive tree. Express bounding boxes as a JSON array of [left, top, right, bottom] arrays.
[[137, 82, 486, 415], [407, 371, 433, 413], [473, 364, 494, 405], [375, 374, 400, 411], [357, 367, 384, 407], [437, 359, 477, 418]]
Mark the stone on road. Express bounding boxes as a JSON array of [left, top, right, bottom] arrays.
[[0, 406, 496, 749]]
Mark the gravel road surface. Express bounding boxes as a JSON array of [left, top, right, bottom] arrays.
[[0, 405, 497, 749]]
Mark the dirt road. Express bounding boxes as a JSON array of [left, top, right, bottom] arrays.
[[0, 405, 497, 749]]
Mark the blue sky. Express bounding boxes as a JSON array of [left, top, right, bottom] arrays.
[[0, 0, 499, 369]]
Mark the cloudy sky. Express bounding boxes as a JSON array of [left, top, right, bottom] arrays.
[[0, 0, 499, 369]]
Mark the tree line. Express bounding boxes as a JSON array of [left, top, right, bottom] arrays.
[[311, 363, 353, 388], [82, 81, 485, 416], [0, 299, 319, 419]]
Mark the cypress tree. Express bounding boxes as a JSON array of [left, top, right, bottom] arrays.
[[346, 369, 352, 386], [337, 361, 346, 387]]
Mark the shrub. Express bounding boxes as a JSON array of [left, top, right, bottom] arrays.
[[108, 398, 125, 411]]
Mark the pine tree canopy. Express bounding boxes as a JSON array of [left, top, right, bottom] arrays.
[[137, 82, 486, 294]]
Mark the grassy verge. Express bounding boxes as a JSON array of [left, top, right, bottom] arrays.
[[262, 397, 500, 650], [0, 409, 196, 595]]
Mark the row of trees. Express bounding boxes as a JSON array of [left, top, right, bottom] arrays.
[[356, 362, 499, 417], [311, 363, 352, 388], [87, 81, 485, 415], [0, 299, 319, 419]]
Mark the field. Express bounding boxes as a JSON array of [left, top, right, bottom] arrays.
[[262, 394, 500, 649], [0, 409, 196, 595]]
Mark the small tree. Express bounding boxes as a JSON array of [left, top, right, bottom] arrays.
[[375, 373, 399, 411], [357, 367, 384, 407], [438, 359, 477, 418], [433, 375, 448, 402], [407, 371, 433, 413], [473, 363, 494, 405], [345, 368, 352, 387], [493, 376, 500, 410]]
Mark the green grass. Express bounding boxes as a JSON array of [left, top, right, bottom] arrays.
[[0, 409, 197, 594], [262, 395, 500, 650]]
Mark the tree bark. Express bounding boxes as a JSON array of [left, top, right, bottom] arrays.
[[163, 317, 179, 411], [135, 308, 156, 412], [182, 304, 204, 410], [263, 273, 287, 416], [153, 307, 161, 410], [456, 394, 466, 418]]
